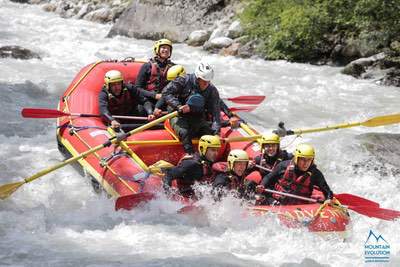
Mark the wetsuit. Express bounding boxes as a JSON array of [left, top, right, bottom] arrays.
[[260, 160, 333, 205], [163, 73, 221, 154], [98, 84, 154, 124], [163, 154, 213, 198]]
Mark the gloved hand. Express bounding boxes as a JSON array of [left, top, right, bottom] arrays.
[[256, 185, 265, 194], [248, 160, 256, 169], [229, 116, 240, 128], [111, 120, 121, 129], [153, 108, 163, 117], [178, 104, 190, 114]]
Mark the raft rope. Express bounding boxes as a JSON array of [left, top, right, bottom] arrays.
[[61, 99, 137, 194], [57, 123, 107, 133]]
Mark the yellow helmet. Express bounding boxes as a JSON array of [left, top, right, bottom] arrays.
[[198, 135, 221, 156], [167, 65, 186, 81], [294, 143, 315, 164], [104, 70, 123, 88], [153, 38, 172, 56], [258, 133, 280, 146], [227, 149, 249, 170]]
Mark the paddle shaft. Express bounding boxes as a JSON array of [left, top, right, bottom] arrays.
[[16, 112, 178, 186], [255, 164, 272, 172], [55, 112, 148, 121], [287, 113, 400, 135], [289, 122, 362, 135], [264, 188, 321, 203]]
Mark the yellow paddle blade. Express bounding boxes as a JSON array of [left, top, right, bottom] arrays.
[[0, 181, 25, 200], [361, 113, 400, 127]]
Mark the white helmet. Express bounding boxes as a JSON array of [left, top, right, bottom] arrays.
[[195, 62, 214, 81], [104, 70, 123, 87]]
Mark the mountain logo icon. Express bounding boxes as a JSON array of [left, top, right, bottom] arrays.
[[365, 230, 388, 244]]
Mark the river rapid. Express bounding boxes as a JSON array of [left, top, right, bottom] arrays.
[[0, 1, 399, 266]]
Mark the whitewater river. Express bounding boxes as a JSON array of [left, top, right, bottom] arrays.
[[1, 1, 399, 266]]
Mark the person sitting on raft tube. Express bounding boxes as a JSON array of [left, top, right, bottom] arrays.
[[152, 65, 186, 118], [256, 143, 333, 205], [163, 61, 221, 155], [99, 70, 156, 129], [212, 149, 255, 201], [248, 133, 293, 177], [135, 38, 175, 119], [163, 135, 221, 198]]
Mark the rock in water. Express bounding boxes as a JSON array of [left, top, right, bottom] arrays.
[[0, 45, 41, 60]]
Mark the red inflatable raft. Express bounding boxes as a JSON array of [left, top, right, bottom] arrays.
[[56, 59, 350, 236]]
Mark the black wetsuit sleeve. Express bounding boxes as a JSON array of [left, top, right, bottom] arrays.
[[163, 77, 186, 110], [260, 161, 288, 188], [154, 97, 166, 110], [311, 169, 333, 199], [220, 100, 234, 117], [98, 89, 114, 122], [135, 63, 152, 89], [212, 173, 229, 188], [246, 155, 262, 174], [127, 83, 157, 99], [163, 160, 202, 188], [209, 87, 221, 128], [143, 101, 153, 115], [212, 173, 229, 200]]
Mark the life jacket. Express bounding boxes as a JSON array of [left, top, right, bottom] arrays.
[[212, 162, 245, 191], [174, 154, 213, 195], [107, 87, 136, 115], [273, 161, 312, 201], [258, 150, 285, 171], [146, 59, 173, 92]]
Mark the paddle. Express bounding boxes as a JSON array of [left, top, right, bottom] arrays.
[[283, 113, 400, 136], [0, 111, 178, 200], [223, 96, 266, 105], [263, 189, 399, 221], [333, 193, 380, 208], [21, 108, 149, 120], [115, 192, 155, 210], [229, 106, 258, 112]]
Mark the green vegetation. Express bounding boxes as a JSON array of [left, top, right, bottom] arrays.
[[240, 0, 400, 62]]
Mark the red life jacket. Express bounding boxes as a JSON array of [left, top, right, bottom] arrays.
[[146, 59, 172, 92], [273, 161, 312, 201], [107, 88, 136, 115], [259, 150, 285, 171]]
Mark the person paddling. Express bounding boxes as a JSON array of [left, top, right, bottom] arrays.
[[212, 149, 254, 200], [248, 133, 293, 176], [163, 135, 221, 198], [163, 61, 221, 155], [256, 143, 333, 205], [98, 70, 156, 129], [152, 64, 186, 118]]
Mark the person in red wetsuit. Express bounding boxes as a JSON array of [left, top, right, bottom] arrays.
[[256, 143, 333, 205]]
